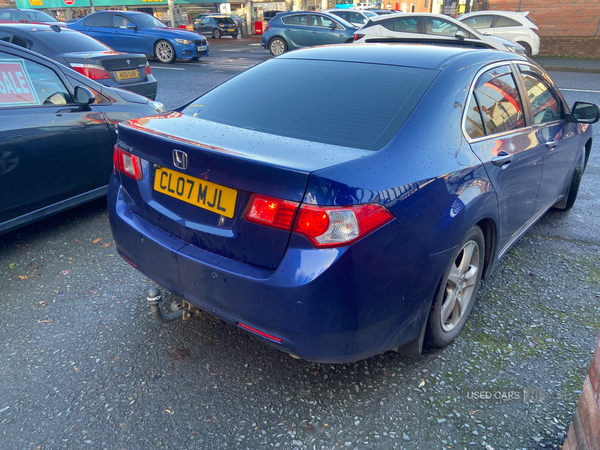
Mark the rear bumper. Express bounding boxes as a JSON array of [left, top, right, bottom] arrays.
[[113, 79, 158, 100], [108, 176, 450, 363]]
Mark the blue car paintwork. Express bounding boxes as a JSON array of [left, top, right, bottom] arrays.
[[108, 44, 595, 363], [261, 11, 357, 53], [68, 11, 208, 62]]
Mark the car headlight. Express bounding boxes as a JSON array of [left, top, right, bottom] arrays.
[[148, 100, 166, 113], [504, 43, 526, 55], [174, 39, 193, 45]]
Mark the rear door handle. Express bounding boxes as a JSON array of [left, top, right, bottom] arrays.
[[491, 151, 512, 167], [545, 139, 557, 150]]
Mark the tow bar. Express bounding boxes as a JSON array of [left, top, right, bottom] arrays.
[[146, 287, 200, 324]]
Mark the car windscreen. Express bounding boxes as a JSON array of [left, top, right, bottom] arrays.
[[132, 14, 167, 28], [22, 10, 58, 22], [31, 30, 110, 53], [182, 59, 437, 151]]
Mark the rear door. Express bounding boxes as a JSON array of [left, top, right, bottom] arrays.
[[464, 63, 544, 250], [281, 14, 312, 48], [492, 15, 526, 42], [81, 13, 113, 45], [0, 48, 113, 229]]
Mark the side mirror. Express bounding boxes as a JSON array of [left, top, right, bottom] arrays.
[[570, 101, 600, 124], [455, 30, 466, 40], [126, 23, 137, 30], [329, 22, 336, 29], [74, 86, 96, 110]]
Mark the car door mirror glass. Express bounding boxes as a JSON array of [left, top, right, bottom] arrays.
[[126, 23, 137, 30], [571, 102, 600, 123], [455, 30, 466, 39], [74, 86, 96, 106]]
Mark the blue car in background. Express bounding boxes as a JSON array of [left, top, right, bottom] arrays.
[[262, 11, 357, 56], [108, 44, 598, 363], [68, 11, 208, 63]]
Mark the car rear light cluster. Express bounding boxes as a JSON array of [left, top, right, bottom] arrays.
[[70, 63, 109, 80], [264, 25, 271, 32], [145, 62, 152, 75], [531, 28, 539, 36], [246, 194, 393, 248], [113, 145, 143, 181], [354, 34, 365, 41]]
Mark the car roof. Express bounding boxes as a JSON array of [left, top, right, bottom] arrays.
[[278, 42, 522, 70], [459, 10, 530, 18], [0, 23, 66, 32], [371, 12, 462, 23]]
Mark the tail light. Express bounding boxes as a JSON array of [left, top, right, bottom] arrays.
[[218, 23, 224, 27], [245, 195, 393, 248], [113, 145, 143, 181], [354, 34, 365, 41], [145, 62, 152, 75], [264, 24, 271, 32], [531, 28, 539, 36], [70, 63, 109, 80]]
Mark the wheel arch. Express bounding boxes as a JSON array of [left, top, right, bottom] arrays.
[[475, 217, 497, 280]]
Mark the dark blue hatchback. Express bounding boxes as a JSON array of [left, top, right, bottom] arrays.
[[108, 44, 599, 363]]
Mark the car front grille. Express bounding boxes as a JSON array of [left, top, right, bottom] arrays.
[[194, 39, 206, 46]]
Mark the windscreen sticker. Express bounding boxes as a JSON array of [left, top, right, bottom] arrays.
[[0, 59, 40, 106]]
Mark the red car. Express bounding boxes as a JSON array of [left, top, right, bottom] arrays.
[[0, 9, 66, 27]]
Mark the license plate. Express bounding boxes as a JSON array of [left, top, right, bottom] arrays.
[[116, 69, 139, 80], [154, 167, 237, 218], [197, 45, 207, 51], [227, 29, 235, 32]]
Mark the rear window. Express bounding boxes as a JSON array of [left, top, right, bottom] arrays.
[[31, 30, 109, 53], [83, 13, 111, 27], [215, 17, 235, 25], [21, 10, 58, 22], [181, 59, 436, 150]]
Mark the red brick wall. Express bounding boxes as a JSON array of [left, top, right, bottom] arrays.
[[563, 336, 600, 450], [480, 0, 600, 56]]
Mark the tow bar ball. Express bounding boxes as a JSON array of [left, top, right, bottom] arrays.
[[146, 287, 199, 324]]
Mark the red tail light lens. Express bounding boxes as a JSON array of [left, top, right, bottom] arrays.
[[264, 25, 271, 31], [293, 203, 393, 248], [113, 145, 143, 181], [354, 34, 365, 41], [246, 194, 298, 230], [145, 62, 152, 75], [531, 28, 539, 36], [70, 63, 109, 80], [246, 194, 394, 248]]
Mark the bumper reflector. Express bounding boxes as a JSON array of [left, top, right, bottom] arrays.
[[238, 322, 282, 343]]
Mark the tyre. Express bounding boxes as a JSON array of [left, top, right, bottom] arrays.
[[426, 225, 485, 348], [155, 40, 175, 64], [269, 37, 287, 56], [213, 29, 221, 39], [553, 150, 586, 211], [518, 41, 532, 57]]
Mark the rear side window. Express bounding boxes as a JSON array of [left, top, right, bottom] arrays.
[[381, 17, 418, 32], [84, 13, 111, 27], [282, 15, 308, 26], [472, 65, 525, 136], [495, 16, 521, 27], [464, 95, 485, 139], [461, 15, 494, 29], [0, 11, 11, 21], [182, 59, 437, 150]]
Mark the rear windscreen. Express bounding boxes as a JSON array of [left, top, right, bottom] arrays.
[[181, 58, 436, 151], [216, 18, 235, 25], [32, 30, 109, 53]]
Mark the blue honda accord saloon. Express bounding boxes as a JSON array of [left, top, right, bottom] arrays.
[[68, 10, 208, 63], [108, 44, 599, 363]]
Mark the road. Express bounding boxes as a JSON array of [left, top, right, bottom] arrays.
[[1, 40, 600, 450]]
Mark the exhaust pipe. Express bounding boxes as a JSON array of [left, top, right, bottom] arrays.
[[147, 287, 186, 324]]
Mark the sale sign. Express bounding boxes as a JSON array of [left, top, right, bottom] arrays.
[[0, 60, 40, 106]]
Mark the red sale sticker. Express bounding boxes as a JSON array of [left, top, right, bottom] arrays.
[[0, 60, 40, 106]]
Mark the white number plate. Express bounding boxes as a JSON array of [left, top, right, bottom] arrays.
[[197, 45, 207, 51]]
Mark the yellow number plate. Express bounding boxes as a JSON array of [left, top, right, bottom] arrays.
[[154, 167, 237, 218], [116, 69, 139, 80]]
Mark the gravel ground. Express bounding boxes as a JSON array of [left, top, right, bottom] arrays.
[[0, 71, 599, 450]]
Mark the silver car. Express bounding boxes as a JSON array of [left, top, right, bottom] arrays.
[[457, 10, 540, 56], [353, 12, 526, 54]]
